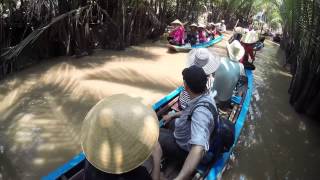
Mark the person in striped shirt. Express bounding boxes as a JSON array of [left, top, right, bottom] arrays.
[[162, 48, 221, 122]]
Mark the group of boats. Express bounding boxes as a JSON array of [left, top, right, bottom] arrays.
[[167, 35, 224, 52], [42, 33, 255, 180]]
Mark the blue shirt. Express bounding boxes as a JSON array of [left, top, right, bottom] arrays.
[[174, 93, 217, 151]]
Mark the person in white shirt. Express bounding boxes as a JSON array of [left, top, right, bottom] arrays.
[[212, 40, 245, 109]]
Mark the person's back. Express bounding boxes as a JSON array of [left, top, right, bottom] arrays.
[[84, 160, 152, 180], [174, 92, 216, 151], [213, 57, 241, 103]]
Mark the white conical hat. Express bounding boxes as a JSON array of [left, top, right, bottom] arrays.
[[241, 30, 259, 44], [198, 23, 206, 28], [226, 40, 245, 62], [190, 23, 198, 27], [234, 26, 244, 34], [81, 94, 159, 174], [171, 19, 183, 25], [187, 48, 221, 75]]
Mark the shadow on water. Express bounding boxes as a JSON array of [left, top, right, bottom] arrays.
[[84, 68, 177, 93], [0, 44, 178, 180], [224, 41, 320, 180]]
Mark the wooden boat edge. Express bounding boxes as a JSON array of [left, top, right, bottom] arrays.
[[205, 69, 254, 180]]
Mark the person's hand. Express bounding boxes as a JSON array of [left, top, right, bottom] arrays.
[[162, 114, 173, 123]]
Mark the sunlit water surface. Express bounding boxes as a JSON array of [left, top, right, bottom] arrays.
[[0, 34, 319, 180]]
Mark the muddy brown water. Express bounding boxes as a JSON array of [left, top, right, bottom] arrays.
[[0, 33, 319, 180]]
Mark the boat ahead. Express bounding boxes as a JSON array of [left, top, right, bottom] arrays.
[[42, 69, 253, 180], [167, 35, 224, 52]]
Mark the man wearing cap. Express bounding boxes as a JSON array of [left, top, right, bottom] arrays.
[[168, 19, 185, 45], [158, 65, 219, 180], [176, 48, 221, 110], [81, 94, 162, 180], [212, 40, 246, 109]]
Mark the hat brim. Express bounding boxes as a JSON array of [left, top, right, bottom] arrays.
[[226, 42, 245, 62], [81, 94, 159, 174], [171, 19, 183, 25], [187, 49, 221, 75]]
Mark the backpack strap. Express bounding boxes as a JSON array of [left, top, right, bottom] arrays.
[[187, 101, 219, 134]]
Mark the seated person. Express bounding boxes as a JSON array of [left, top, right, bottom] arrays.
[[205, 23, 214, 39], [168, 19, 185, 45], [82, 94, 162, 180], [162, 48, 220, 119], [219, 20, 226, 32], [156, 65, 219, 180], [240, 30, 258, 63], [186, 23, 199, 45], [211, 24, 222, 37], [229, 26, 244, 43], [197, 24, 208, 43], [212, 40, 245, 109]]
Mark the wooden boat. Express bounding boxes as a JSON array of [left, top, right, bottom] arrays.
[[167, 35, 224, 52], [42, 69, 253, 180]]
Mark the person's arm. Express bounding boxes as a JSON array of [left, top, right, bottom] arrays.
[[174, 145, 204, 180], [175, 106, 213, 179], [239, 63, 246, 76], [162, 111, 182, 123], [151, 142, 162, 180]]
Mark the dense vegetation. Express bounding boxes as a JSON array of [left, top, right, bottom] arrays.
[[280, 0, 320, 119], [0, 0, 319, 118]]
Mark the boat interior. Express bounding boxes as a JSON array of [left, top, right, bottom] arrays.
[[47, 75, 248, 180]]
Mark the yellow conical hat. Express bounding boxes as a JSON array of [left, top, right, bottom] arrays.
[[81, 94, 159, 174]]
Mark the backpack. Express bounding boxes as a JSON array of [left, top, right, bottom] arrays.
[[188, 101, 235, 162]]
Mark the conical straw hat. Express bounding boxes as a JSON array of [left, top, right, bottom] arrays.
[[189, 23, 198, 27], [81, 94, 159, 174], [241, 30, 259, 44], [226, 40, 245, 62], [171, 19, 183, 25], [198, 23, 206, 28], [234, 26, 244, 34]]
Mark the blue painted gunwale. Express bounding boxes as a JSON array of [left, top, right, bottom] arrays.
[[42, 87, 184, 180], [171, 35, 224, 51], [191, 35, 224, 48], [205, 69, 253, 180]]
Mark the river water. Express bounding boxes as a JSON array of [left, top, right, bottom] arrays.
[[0, 33, 319, 180]]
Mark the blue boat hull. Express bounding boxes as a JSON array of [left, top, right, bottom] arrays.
[[168, 35, 224, 52], [43, 69, 253, 180]]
